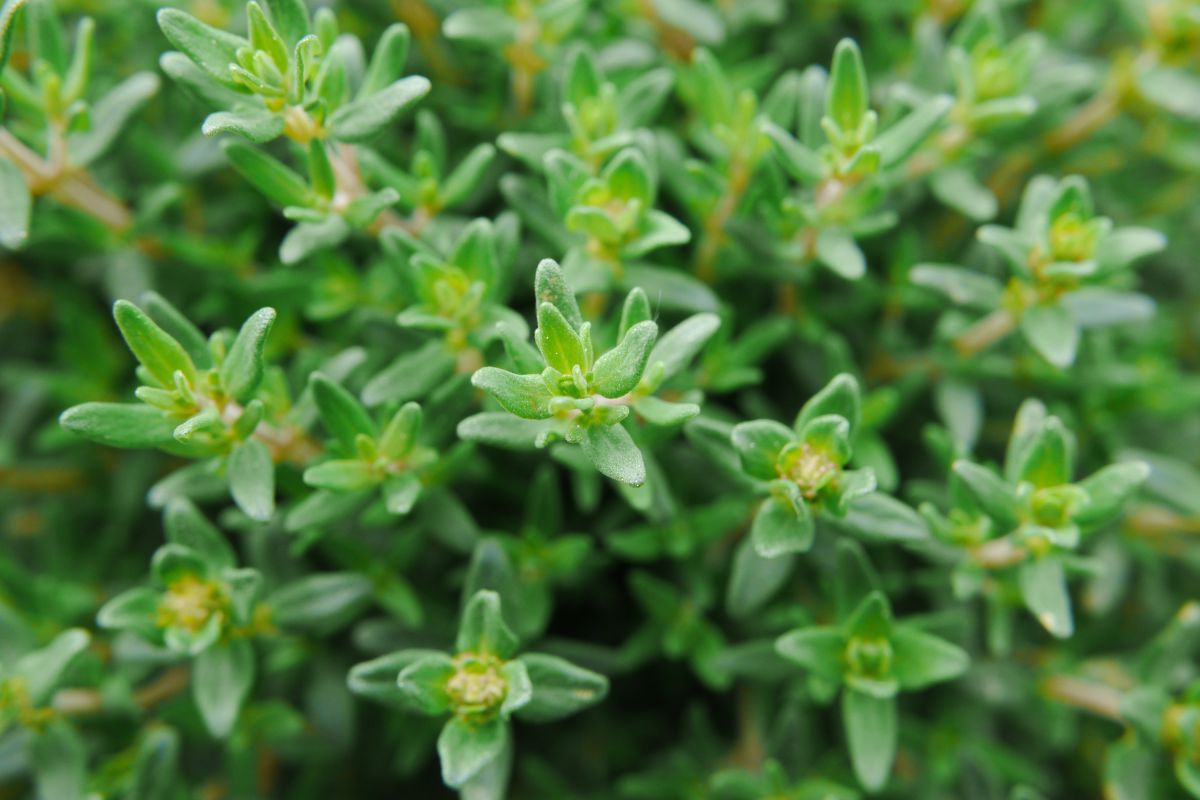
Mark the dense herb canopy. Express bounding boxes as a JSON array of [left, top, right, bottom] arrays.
[[1, 0, 1199, 798]]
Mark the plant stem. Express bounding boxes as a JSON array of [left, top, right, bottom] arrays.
[[953, 308, 1016, 357], [1040, 674, 1123, 722]]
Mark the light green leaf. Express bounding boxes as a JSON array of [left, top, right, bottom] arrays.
[[228, 438, 274, 521], [727, 537, 795, 617], [311, 372, 376, 449], [193, 638, 254, 738], [471, 367, 554, 420], [201, 108, 284, 143], [1019, 556, 1073, 638], [816, 228, 866, 280], [731, 419, 794, 480], [269, 572, 373, 632], [751, 483, 814, 557], [514, 653, 609, 722], [1020, 303, 1078, 368], [438, 716, 510, 789], [579, 422, 646, 486], [891, 626, 969, 690], [0, 157, 30, 248], [842, 688, 897, 792], [330, 76, 431, 142], [647, 312, 720, 381], [157, 8, 247, 86], [457, 589, 520, 659], [592, 320, 657, 398], [60, 402, 177, 449], [221, 307, 275, 403], [114, 299, 198, 387], [827, 38, 868, 131], [68, 72, 161, 165]]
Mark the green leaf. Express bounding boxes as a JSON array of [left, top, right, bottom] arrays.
[[1060, 288, 1155, 328], [472, 367, 554, 420], [604, 148, 653, 205], [751, 483, 814, 557], [438, 716, 510, 789], [280, 215, 351, 264], [269, 572, 373, 632], [842, 688, 897, 792], [330, 76, 431, 142], [952, 460, 1020, 529], [265, 0, 309, 44], [0, 0, 28, 74], [440, 143, 497, 209], [911, 263, 1003, 309], [534, 258, 584, 330], [833, 538, 879, 622], [0, 157, 30, 248], [140, 292, 211, 368], [359, 23, 410, 97], [31, 720, 86, 800], [1015, 416, 1072, 488], [221, 308, 275, 403], [395, 652, 455, 715], [799, 414, 852, 464], [535, 302, 587, 373], [165, 499, 235, 570], [795, 374, 862, 436], [457, 589, 520, 659], [1020, 303, 1078, 368], [632, 396, 700, 426], [202, 108, 284, 143], [816, 228, 866, 280], [129, 726, 181, 800], [930, 165, 998, 221], [311, 372, 376, 449], [514, 653, 609, 722], [68, 72, 161, 165], [222, 140, 312, 208], [592, 320, 657, 398], [876, 94, 953, 169], [579, 422, 646, 486], [1019, 556, 1073, 638], [1073, 461, 1149, 528], [60, 402, 177, 449], [762, 120, 824, 183], [193, 638, 254, 738], [457, 413, 553, 450], [157, 8, 247, 87], [384, 472, 422, 515], [228, 439, 275, 521], [891, 626, 969, 689], [774, 626, 845, 683], [303, 459, 378, 491], [731, 419, 794, 480], [379, 402, 421, 459], [727, 537, 795, 617], [619, 288, 653, 340], [363, 340, 456, 407], [114, 299, 198, 388], [442, 7, 519, 46], [625, 210, 691, 257], [828, 493, 929, 543], [96, 587, 159, 633], [647, 313, 720, 381], [827, 38, 868, 131], [15, 628, 90, 705]]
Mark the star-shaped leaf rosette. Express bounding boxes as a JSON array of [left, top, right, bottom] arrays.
[[348, 590, 607, 798], [775, 541, 969, 793], [730, 374, 878, 557], [458, 258, 720, 486]]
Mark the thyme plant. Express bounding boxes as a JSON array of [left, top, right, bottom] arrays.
[[1, 0, 1198, 797]]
